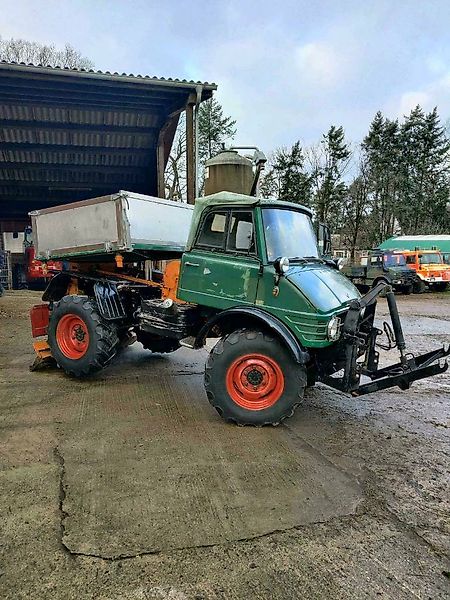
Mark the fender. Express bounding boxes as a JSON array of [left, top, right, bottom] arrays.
[[42, 272, 72, 302], [195, 306, 310, 365]]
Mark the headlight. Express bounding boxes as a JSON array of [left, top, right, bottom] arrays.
[[279, 257, 290, 273], [327, 316, 341, 341]]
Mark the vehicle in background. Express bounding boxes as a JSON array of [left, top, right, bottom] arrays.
[[28, 190, 449, 426], [398, 249, 450, 292], [12, 227, 62, 290], [341, 250, 417, 294]]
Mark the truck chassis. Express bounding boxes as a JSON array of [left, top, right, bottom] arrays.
[[30, 269, 449, 425]]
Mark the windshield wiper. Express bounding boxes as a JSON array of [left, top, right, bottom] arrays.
[[289, 256, 324, 264]]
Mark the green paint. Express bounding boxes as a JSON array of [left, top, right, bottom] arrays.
[[178, 195, 360, 349]]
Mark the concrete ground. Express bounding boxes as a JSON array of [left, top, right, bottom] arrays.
[[0, 290, 449, 600]]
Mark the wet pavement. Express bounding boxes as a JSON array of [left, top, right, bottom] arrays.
[[0, 291, 449, 599]]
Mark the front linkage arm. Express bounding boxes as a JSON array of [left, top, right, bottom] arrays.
[[323, 282, 449, 396]]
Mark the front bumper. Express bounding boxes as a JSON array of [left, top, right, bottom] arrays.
[[320, 282, 449, 395]]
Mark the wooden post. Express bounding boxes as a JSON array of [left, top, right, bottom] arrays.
[[186, 100, 195, 204], [156, 130, 165, 199]]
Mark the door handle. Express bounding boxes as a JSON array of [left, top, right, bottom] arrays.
[[185, 261, 199, 267]]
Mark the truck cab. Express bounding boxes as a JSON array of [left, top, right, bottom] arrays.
[[341, 249, 416, 294], [400, 250, 450, 292], [178, 193, 359, 350]]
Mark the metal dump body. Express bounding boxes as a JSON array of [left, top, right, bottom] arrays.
[[30, 191, 194, 260]]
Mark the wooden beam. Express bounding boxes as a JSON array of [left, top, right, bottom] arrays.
[[186, 103, 195, 204]]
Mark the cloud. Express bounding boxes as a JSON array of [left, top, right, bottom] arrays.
[[393, 71, 450, 119], [295, 42, 340, 86], [398, 91, 432, 116]]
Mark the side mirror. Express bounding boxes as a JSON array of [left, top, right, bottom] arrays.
[[318, 223, 332, 257], [274, 256, 290, 275]]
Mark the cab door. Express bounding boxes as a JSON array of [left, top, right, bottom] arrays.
[[178, 208, 260, 309]]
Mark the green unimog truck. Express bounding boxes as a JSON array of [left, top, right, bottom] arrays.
[[341, 250, 417, 294], [29, 191, 449, 426]]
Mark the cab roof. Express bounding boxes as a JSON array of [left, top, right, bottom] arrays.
[[195, 191, 312, 215]]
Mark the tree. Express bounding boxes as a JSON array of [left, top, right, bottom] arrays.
[[398, 106, 450, 234], [165, 113, 187, 201], [198, 98, 236, 166], [164, 98, 237, 200], [361, 112, 401, 245], [341, 155, 371, 259], [261, 142, 312, 204], [308, 125, 351, 228], [0, 37, 94, 69]]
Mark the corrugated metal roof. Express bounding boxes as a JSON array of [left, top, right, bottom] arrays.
[[0, 60, 216, 88], [0, 62, 216, 220], [379, 235, 450, 253]]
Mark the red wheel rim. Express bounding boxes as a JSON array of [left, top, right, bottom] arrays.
[[226, 353, 285, 411], [56, 314, 90, 359]]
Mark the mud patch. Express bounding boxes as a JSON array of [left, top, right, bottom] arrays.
[[60, 375, 362, 558]]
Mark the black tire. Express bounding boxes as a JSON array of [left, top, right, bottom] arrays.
[[400, 284, 413, 295], [306, 367, 317, 387], [48, 295, 119, 377], [136, 330, 180, 354], [432, 282, 448, 292], [204, 329, 306, 426], [0, 283, 4, 297], [413, 279, 427, 294]]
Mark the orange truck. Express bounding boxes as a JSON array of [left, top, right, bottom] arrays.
[[396, 250, 450, 292]]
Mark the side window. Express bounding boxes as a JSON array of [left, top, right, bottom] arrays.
[[196, 211, 228, 249], [227, 211, 254, 253], [370, 255, 380, 265], [406, 255, 415, 264]]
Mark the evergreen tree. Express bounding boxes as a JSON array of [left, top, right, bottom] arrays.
[[309, 125, 351, 228], [198, 98, 237, 164], [362, 112, 401, 245], [165, 98, 236, 200], [398, 106, 450, 233], [263, 142, 312, 204]]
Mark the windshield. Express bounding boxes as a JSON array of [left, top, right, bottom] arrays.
[[262, 208, 318, 262], [384, 253, 406, 267], [419, 253, 442, 265]]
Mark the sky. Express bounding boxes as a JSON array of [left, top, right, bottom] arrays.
[[2, 0, 450, 151]]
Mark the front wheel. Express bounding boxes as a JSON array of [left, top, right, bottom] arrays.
[[400, 284, 413, 295], [48, 295, 119, 377], [204, 329, 306, 426]]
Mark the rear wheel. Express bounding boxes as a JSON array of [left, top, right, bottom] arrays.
[[431, 282, 448, 292], [136, 330, 180, 354], [48, 295, 119, 377], [204, 329, 306, 426]]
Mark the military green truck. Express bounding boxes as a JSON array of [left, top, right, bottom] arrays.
[[29, 191, 448, 426], [341, 250, 417, 294]]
